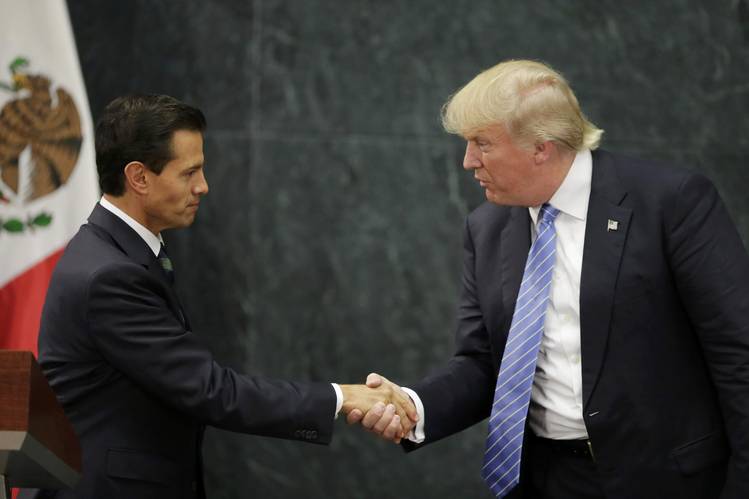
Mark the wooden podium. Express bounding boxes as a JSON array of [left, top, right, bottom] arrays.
[[0, 351, 81, 498]]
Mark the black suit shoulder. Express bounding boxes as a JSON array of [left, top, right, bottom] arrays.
[[465, 201, 517, 244], [52, 222, 151, 294], [591, 150, 736, 252], [593, 149, 713, 201]]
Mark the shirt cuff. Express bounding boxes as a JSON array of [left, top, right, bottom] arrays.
[[401, 386, 425, 443], [331, 383, 343, 419]]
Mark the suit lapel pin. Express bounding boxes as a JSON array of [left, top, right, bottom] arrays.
[[607, 219, 619, 232]]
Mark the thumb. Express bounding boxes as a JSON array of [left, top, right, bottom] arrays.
[[366, 372, 384, 387]]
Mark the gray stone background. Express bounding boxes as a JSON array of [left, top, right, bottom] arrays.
[[67, 1, 749, 497]]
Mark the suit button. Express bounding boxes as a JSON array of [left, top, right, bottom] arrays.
[[310, 430, 318, 439]]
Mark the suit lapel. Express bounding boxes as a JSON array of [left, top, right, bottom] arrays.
[[580, 151, 632, 409], [499, 207, 531, 342], [146, 258, 188, 327], [89, 203, 154, 267], [88, 204, 188, 328]]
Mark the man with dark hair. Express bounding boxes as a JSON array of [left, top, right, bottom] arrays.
[[94, 94, 207, 196], [28, 94, 417, 499]]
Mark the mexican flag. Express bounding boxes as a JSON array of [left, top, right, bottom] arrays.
[[0, 0, 99, 355]]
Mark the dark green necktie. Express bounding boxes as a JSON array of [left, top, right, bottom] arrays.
[[158, 244, 175, 285]]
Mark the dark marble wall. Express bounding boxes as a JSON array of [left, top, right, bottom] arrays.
[[67, 1, 749, 497]]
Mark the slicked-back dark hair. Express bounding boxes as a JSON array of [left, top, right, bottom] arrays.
[[95, 94, 206, 195]]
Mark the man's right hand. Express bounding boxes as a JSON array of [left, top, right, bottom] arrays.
[[341, 373, 418, 444]]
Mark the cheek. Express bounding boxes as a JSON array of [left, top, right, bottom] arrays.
[[155, 186, 185, 209], [484, 160, 504, 181]]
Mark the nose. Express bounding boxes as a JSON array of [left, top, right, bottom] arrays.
[[463, 141, 481, 171], [194, 170, 209, 196]]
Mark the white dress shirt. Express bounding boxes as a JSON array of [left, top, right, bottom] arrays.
[[98, 197, 345, 418], [100, 196, 162, 256], [407, 149, 593, 443], [526, 150, 591, 439]]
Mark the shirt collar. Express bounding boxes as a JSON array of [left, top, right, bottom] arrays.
[[529, 149, 592, 225], [99, 196, 163, 256]]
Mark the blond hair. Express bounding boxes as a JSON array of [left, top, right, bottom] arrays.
[[441, 60, 603, 151]]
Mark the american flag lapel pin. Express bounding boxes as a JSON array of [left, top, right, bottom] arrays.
[[607, 219, 619, 232]]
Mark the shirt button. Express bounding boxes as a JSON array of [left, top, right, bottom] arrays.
[[571, 355, 580, 364]]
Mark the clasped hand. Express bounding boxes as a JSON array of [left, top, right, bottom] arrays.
[[340, 373, 418, 444]]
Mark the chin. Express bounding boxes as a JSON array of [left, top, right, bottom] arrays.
[[171, 218, 195, 229], [486, 194, 517, 207], [485, 191, 505, 205]]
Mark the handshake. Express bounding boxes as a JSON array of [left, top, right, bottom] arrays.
[[340, 373, 419, 445]]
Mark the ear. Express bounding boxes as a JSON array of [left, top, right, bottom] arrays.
[[123, 161, 149, 195], [533, 141, 555, 164]]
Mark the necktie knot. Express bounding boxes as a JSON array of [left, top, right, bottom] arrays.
[[539, 203, 560, 226]]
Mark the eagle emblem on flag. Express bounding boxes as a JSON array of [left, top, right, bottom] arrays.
[[0, 57, 83, 233]]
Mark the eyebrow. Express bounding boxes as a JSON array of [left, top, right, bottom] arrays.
[[181, 163, 202, 174]]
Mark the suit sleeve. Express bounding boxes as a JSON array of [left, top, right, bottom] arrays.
[[666, 173, 749, 498], [406, 217, 497, 448], [85, 263, 336, 444]]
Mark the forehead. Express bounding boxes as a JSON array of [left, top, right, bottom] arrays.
[[465, 124, 508, 142], [170, 129, 203, 149], [168, 130, 204, 160]]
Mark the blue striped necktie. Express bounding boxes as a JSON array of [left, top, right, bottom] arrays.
[[482, 203, 560, 498]]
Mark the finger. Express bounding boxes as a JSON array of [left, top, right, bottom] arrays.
[[391, 388, 419, 423], [391, 399, 413, 431], [397, 411, 415, 436], [374, 378, 417, 424], [373, 404, 396, 434], [402, 397, 419, 423], [382, 414, 401, 442], [346, 409, 363, 425], [366, 372, 383, 388], [361, 402, 386, 430]]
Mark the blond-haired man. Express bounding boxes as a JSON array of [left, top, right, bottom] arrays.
[[350, 60, 749, 499]]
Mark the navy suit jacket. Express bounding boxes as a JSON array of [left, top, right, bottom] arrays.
[[409, 150, 749, 499], [30, 204, 336, 499]]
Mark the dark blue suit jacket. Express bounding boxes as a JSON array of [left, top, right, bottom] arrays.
[[29, 204, 336, 499], [409, 150, 749, 499]]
